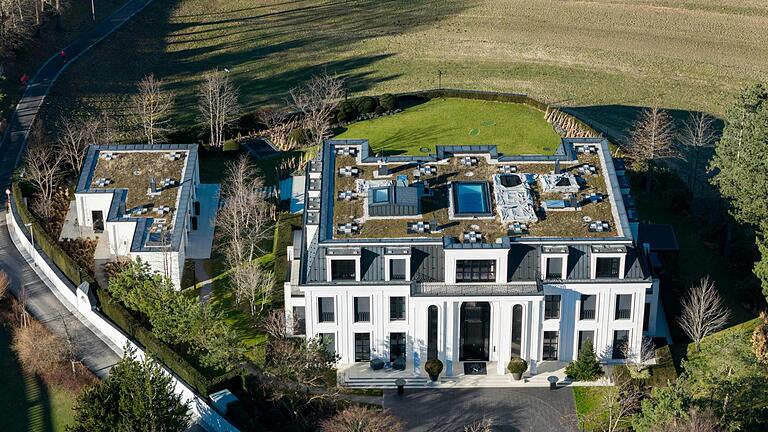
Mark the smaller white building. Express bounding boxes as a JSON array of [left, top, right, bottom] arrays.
[[73, 144, 218, 289]]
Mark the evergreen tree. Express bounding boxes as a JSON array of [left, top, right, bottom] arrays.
[[68, 348, 190, 432], [710, 83, 768, 299], [565, 340, 603, 381]]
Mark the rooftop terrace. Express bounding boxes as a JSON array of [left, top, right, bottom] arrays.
[[324, 140, 625, 242]]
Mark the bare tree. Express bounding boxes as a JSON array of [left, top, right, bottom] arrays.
[[620, 336, 655, 378], [132, 73, 174, 144], [0, 270, 9, 301], [678, 276, 731, 350], [584, 374, 642, 432], [57, 114, 114, 178], [290, 72, 343, 146], [679, 112, 716, 199], [23, 139, 65, 219], [230, 261, 274, 317], [12, 319, 66, 376], [464, 418, 494, 432], [657, 409, 723, 432], [320, 406, 404, 432], [216, 156, 270, 269], [197, 69, 239, 148], [58, 313, 80, 375], [626, 104, 678, 190]]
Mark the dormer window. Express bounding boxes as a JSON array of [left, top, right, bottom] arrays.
[[540, 245, 568, 280], [331, 260, 356, 281], [590, 244, 627, 279], [326, 248, 362, 282], [385, 247, 411, 282]]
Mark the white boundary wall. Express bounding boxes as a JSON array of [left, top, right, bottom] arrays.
[[6, 212, 239, 432]]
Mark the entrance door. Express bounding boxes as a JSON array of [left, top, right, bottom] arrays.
[[460, 302, 491, 361], [92, 211, 104, 233]]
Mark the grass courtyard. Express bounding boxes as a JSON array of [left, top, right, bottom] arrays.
[[334, 98, 561, 155]]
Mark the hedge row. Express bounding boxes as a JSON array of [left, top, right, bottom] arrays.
[[95, 287, 239, 396], [12, 183, 90, 286]]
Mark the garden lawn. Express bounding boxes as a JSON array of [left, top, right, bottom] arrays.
[[335, 98, 561, 155], [573, 386, 612, 431]]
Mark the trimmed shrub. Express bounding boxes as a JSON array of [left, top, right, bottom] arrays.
[[565, 340, 603, 381], [507, 357, 528, 374], [379, 93, 397, 111], [355, 96, 378, 114], [424, 358, 443, 378], [336, 100, 358, 122]]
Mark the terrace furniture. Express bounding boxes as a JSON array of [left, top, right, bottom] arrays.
[[509, 222, 528, 235], [161, 178, 177, 189], [413, 169, 421, 182], [463, 231, 483, 243], [588, 221, 610, 232], [337, 222, 360, 235], [153, 206, 171, 215], [100, 152, 117, 161], [584, 193, 604, 203], [131, 206, 149, 215], [338, 190, 357, 201], [577, 164, 597, 175], [338, 166, 359, 177], [498, 165, 517, 174], [336, 147, 358, 156], [576, 144, 599, 154], [94, 178, 112, 187], [461, 156, 479, 166], [407, 221, 431, 234], [393, 356, 406, 371], [167, 152, 183, 161], [419, 165, 437, 175]]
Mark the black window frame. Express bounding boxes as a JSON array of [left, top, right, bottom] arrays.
[[643, 302, 650, 331], [546, 257, 564, 279], [456, 259, 496, 283], [595, 257, 621, 279], [612, 330, 629, 359], [390, 332, 406, 362], [390, 297, 406, 321], [578, 330, 595, 354], [331, 259, 357, 281], [318, 297, 334, 323], [615, 294, 632, 320], [389, 258, 407, 281], [542, 330, 559, 360], [354, 333, 371, 362], [427, 306, 438, 360], [580, 294, 597, 320], [544, 295, 561, 320], [353, 297, 370, 322]]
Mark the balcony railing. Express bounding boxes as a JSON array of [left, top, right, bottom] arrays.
[[411, 281, 541, 297], [319, 312, 335, 322], [615, 309, 631, 320], [580, 309, 596, 320], [355, 312, 370, 322]]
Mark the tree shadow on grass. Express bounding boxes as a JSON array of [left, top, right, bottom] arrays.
[[0, 325, 55, 432]]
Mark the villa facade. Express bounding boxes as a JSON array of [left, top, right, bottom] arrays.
[[284, 138, 660, 380]]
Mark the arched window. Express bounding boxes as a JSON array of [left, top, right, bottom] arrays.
[[511, 304, 523, 358], [427, 306, 438, 360]]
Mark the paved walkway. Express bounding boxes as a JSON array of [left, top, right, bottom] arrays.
[[0, 212, 121, 378], [383, 387, 578, 432]]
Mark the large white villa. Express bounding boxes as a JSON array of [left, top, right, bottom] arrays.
[[69, 144, 219, 289], [284, 137, 663, 383]]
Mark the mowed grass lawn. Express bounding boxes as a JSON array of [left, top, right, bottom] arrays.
[[40, 0, 768, 132], [335, 98, 561, 155], [0, 326, 77, 432]]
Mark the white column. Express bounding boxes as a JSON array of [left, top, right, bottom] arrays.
[[444, 300, 455, 376], [497, 301, 511, 375], [528, 298, 542, 375]]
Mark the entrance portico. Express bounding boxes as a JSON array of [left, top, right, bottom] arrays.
[[411, 296, 545, 377]]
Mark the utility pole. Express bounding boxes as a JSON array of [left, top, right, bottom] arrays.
[[437, 70, 443, 90]]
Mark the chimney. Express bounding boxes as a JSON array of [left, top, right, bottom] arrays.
[[554, 159, 561, 174], [149, 178, 157, 194]]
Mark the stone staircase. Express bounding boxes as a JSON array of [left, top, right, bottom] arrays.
[[341, 372, 430, 389]]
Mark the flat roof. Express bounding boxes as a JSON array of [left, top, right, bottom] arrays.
[[321, 139, 628, 242]]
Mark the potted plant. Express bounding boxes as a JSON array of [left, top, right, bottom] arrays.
[[507, 357, 528, 380], [424, 358, 443, 382], [370, 358, 385, 370]]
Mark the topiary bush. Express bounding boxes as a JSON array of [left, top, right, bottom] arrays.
[[336, 100, 358, 122], [355, 96, 378, 114], [379, 93, 397, 111], [507, 357, 528, 375], [565, 340, 603, 381], [424, 358, 443, 380]]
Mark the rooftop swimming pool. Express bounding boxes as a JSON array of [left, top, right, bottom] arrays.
[[452, 181, 493, 217]]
